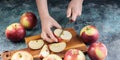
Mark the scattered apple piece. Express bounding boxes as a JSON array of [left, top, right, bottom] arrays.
[[28, 39, 44, 49], [43, 54, 62, 60], [39, 44, 50, 58], [49, 42, 66, 53], [11, 51, 33, 60]]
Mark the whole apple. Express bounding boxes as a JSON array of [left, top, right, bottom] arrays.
[[20, 12, 37, 29], [88, 42, 107, 60], [80, 25, 99, 44], [64, 49, 86, 60], [5, 23, 26, 42]]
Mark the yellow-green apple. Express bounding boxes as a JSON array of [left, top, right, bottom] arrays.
[[28, 39, 44, 49], [54, 29, 72, 42], [88, 42, 107, 60], [20, 12, 37, 29], [49, 42, 66, 53], [5, 23, 26, 42], [11, 51, 33, 60], [80, 25, 99, 44], [64, 49, 86, 60], [39, 44, 50, 58], [43, 54, 62, 60]]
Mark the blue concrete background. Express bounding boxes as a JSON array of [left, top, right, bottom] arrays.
[[0, 0, 120, 60]]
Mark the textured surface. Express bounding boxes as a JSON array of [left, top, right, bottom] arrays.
[[0, 0, 120, 60]]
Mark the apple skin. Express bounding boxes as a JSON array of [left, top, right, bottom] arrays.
[[5, 23, 26, 42], [64, 49, 86, 60], [80, 25, 99, 44], [88, 42, 107, 60], [20, 12, 37, 29]]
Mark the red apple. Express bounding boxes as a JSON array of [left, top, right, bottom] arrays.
[[20, 12, 37, 29], [43, 54, 62, 60], [80, 25, 99, 44], [5, 23, 26, 42], [64, 49, 85, 60], [54, 29, 72, 42], [11, 51, 33, 60], [88, 42, 107, 60]]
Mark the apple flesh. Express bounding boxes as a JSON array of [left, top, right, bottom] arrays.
[[43, 54, 62, 60], [28, 39, 44, 49], [64, 49, 86, 60], [39, 44, 50, 58], [88, 42, 107, 60], [5, 23, 26, 42], [20, 12, 37, 29], [80, 25, 99, 44], [11, 51, 33, 60], [49, 42, 66, 53], [54, 29, 72, 42]]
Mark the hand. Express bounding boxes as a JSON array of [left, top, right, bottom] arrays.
[[67, 0, 83, 21], [41, 16, 61, 43]]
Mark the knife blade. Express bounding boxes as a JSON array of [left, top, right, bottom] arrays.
[[58, 18, 73, 37]]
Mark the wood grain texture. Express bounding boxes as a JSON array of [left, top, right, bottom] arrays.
[[0, 28, 87, 60]]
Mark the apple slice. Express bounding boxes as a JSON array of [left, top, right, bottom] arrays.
[[54, 29, 72, 42], [28, 39, 44, 49], [11, 51, 33, 60], [43, 54, 62, 60], [49, 42, 66, 53], [39, 44, 50, 58]]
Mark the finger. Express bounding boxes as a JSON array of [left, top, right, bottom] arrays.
[[67, 7, 72, 18], [53, 22, 62, 29], [47, 30, 58, 42], [71, 10, 77, 21], [41, 32, 53, 43]]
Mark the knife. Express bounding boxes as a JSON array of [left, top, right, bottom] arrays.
[[58, 18, 73, 37]]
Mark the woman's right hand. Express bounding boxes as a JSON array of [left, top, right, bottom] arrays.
[[41, 15, 61, 43]]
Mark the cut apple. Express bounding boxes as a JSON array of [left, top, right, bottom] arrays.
[[28, 39, 44, 49], [49, 42, 66, 53], [54, 29, 72, 42], [39, 44, 50, 58], [43, 54, 62, 60], [11, 51, 33, 60]]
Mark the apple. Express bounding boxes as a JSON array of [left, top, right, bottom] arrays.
[[64, 49, 85, 60], [28, 39, 44, 49], [39, 44, 50, 58], [54, 29, 72, 42], [20, 12, 37, 29], [43, 54, 62, 60], [88, 42, 107, 60], [49, 42, 66, 53], [80, 25, 99, 44], [11, 51, 33, 60], [5, 23, 26, 42]]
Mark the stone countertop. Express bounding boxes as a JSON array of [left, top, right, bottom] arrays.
[[0, 0, 120, 60]]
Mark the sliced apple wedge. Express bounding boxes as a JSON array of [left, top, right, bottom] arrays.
[[28, 39, 44, 49], [49, 42, 66, 53], [11, 51, 33, 60], [39, 44, 50, 58], [54, 29, 72, 42], [43, 54, 62, 60]]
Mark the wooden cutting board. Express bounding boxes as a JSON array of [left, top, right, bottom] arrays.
[[0, 28, 87, 60]]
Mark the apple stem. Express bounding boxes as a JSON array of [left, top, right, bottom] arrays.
[[18, 53, 22, 58]]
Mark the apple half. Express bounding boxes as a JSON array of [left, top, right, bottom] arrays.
[[28, 39, 44, 49], [11, 51, 33, 60], [54, 29, 72, 42], [39, 44, 50, 58], [43, 54, 62, 60], [49, 42, 66, 53]]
